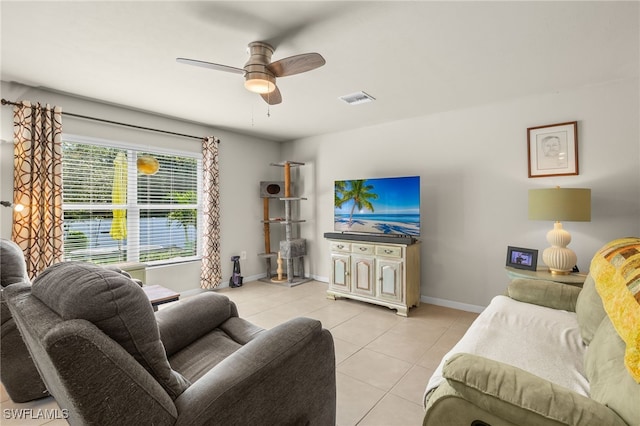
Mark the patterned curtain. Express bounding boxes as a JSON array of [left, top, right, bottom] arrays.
[[12, 101, 64, 277], [200, 136, 222, 289]]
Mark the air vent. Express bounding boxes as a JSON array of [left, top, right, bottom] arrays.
[[339, 91, 376, 105]]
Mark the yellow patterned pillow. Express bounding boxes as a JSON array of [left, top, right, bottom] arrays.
[[591, 237, 640, 383]]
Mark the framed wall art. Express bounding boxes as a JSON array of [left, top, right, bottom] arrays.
[[527, 121, 578, 178], [506, 246, 538, 271]]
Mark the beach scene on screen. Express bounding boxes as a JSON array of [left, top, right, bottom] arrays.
[[334, 176, 420, 236]]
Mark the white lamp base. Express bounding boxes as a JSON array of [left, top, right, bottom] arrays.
[[542, 222, 577, 275]]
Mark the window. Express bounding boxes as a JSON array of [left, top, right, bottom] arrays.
[[62, 135, 202, 266]]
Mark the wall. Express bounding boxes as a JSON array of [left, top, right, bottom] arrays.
[[283, 78, 640, 311], [0, 82, 282, 292], [2, 79, 638, 310]]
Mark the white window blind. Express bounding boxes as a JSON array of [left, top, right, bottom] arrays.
[[62, 135, 202, 266]]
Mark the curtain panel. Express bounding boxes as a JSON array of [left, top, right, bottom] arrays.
[[12, 101, 64, 277], [200, 136, 222, 288]]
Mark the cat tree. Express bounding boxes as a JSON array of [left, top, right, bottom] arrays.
[[258, 161, 311, 286]]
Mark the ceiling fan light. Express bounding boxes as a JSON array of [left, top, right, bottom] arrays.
[[244, 72, 276, 94]]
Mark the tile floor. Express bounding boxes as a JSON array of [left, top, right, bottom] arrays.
[[1, 280, 478, 426]]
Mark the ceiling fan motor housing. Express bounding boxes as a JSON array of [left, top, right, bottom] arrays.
[[244, 42, 276, 94]]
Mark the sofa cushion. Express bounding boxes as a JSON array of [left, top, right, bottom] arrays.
[[508, 278, 581, 312], [590, 237, 640, 382], [425, 295, 588, 399], [585, 316, 640, 426], [31, 261, 190, 399], [169, 329, 243, 382], [156, 291, 236, 357], [575, 274, 607, 345]]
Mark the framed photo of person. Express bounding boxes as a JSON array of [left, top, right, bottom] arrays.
[[506, 246, 538, 271], [527, 121, 578, 178]]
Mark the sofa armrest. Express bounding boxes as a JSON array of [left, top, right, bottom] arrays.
[[219, 317, 265, 345], [508, 278, 581, 311], [424, 381, 518, 426], [174, 317, 336, 426], [440, 353, 626, 426], [156, 292, 237, 356]]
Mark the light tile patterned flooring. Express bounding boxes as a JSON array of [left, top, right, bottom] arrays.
[[1, 280, 478, 426]]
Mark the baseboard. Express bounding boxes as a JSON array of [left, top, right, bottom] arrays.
[[206, 273, 266, 291], [295, 275, 485, 313], [211, 273, 484, 313], [308, 276, 485, 313], [243, 273, 266, 283], [310, 274, 329, 283], [420, 295, 485, 313]]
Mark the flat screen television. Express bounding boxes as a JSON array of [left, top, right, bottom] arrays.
[[334, 176, 420, 236]]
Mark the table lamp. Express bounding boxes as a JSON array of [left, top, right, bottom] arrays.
[[528, 187, 591, 274]]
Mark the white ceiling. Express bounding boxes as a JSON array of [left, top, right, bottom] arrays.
[[1, 1, 638, 142]]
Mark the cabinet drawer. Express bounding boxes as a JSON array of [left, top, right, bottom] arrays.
[[352, 243, 375, 255], [375, 245, 402, 258], [330, 241, 351, 253]]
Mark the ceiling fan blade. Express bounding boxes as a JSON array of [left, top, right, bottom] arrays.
[[176, 58, 245, 75], [261, 86, 282, 105], [267, 53, 325, 77]]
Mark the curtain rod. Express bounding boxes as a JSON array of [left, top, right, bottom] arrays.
[[1, 98, 214, 143]]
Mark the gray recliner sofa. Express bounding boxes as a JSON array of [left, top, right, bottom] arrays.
[[5, 261, 336, 425]]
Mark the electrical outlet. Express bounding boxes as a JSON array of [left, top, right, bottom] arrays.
[[240, 251, 247, 260]]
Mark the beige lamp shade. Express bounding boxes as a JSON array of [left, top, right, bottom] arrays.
[[528, 187, 591, 275], [528, 188, 591, 222]]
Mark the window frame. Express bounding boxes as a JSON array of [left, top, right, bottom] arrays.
[[61, 133, 203, 266]]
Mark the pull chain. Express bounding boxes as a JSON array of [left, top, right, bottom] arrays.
[[267, 90, 271, 117]]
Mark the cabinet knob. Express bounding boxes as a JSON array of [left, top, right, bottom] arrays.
[[384, 249, 393, 254], [337, 244, 344, 249], [359, 247, 367, 251]]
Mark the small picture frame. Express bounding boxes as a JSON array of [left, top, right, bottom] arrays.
[[506, 246, 538, 271], [527, 121, 578, 178]]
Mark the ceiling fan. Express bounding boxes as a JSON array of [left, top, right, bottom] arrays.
[[176, 41, 325, 105]]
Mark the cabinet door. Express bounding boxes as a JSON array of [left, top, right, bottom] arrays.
[[377, 259, 403, 302], [351, 255, 375, 297], [330, 254, 350, 291]]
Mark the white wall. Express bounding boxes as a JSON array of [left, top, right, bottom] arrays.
[[0, 82, 282, 292], [3, 79, 638, 309], [282, 78, 640, 310]]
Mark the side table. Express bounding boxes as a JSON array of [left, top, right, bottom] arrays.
[[142, 285, 180, 311], [505, 266, 587, 287]]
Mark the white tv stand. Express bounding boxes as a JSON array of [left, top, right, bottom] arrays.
[[325, 234, 421, 316]]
